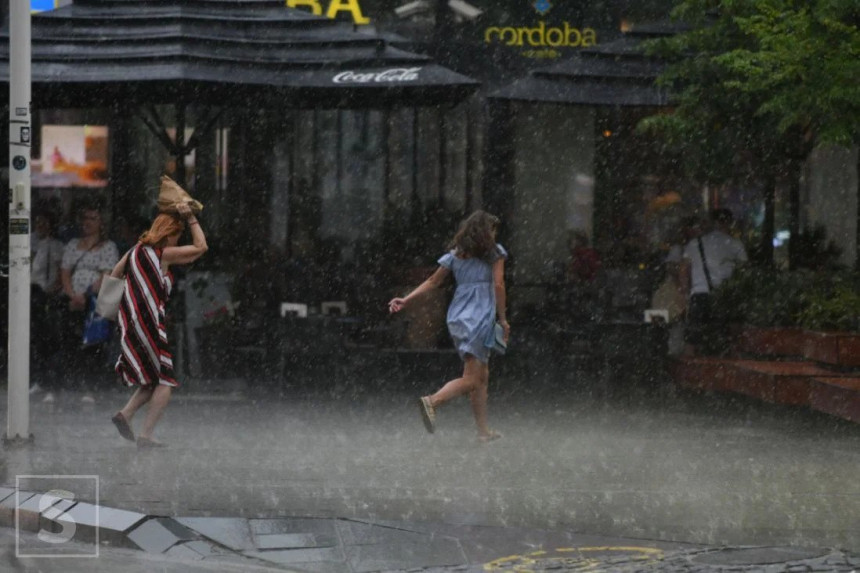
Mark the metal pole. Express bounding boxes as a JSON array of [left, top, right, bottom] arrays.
[[7, 0, 33, 443]]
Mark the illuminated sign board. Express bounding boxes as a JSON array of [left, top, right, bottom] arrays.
[[287, 0, 370, 25], [31, 0, 59, 11], [478, 1, 598, 60]]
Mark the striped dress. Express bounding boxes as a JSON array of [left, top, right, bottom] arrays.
[[115, 243, 177, 388]]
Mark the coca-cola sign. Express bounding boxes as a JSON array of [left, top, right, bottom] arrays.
[[332, 67, 421, 84]]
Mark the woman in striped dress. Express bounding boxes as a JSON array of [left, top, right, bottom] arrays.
[[109, 203, 207, 448]]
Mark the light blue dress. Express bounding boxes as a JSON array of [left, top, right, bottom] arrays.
[[438, 244, 508, 364]]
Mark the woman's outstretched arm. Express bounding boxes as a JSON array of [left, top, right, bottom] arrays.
[[388, 267, 450, 313]]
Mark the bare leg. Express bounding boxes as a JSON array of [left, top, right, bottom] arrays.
[[427, 356, 483, 408], [470, 362, 491, 437], [119, 387, 153, 422], [139, 385, 173, 440]]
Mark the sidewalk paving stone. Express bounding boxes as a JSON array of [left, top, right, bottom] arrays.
[[16, 491, 65, 532], [54, 502, 146, 546], [343, 533, 467, 572], [0, 487, 16, 504], [692, 547, 828, 566], [38, 497, 76, 533], [182, 539, 229, 556], [176, 516, 256, 551], [256, 532, 322, 549], [249, 516, 338, 537], [0, 490, 34, 527], [164, 541, 206, 561], [244, 545, 345, 565], [127, 516, 197, 553]]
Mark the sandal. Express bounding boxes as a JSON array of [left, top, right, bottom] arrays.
[[418, 397, 436, 434], [478, 430, 502, 443], [111, 412, 135, 442]]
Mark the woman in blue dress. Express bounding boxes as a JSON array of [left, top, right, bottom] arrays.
[[388, 211, 509, 442]]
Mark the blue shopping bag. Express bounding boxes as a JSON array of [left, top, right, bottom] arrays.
[[82, 294, 112, 347]]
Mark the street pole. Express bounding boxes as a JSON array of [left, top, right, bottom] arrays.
[[7, 0, 33, 444]]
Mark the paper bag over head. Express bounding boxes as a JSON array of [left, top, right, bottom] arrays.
[[157, 175, 204, 215]]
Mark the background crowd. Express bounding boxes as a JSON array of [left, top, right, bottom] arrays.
[[29, 198, 149, 404]]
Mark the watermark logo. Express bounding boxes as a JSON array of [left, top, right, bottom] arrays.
[[38, 490, 76, 545], [16, 475, 99, 558]]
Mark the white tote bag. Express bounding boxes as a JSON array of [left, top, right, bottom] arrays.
[[96, 274, 125, 320]]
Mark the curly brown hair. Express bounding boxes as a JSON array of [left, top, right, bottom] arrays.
[[448, 210, 500, 260]]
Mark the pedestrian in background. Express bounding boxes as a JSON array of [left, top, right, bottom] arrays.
[[564, 230, 602, 322], [110, 201, 207, 448], [652, 215, 701, 355], [680, 208, 748, 355], [57, 204, 119, 403], [30, 208, 64, 394], [388, 210, 509, 443]]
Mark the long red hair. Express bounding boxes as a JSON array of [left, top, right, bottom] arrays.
[[139, 214, 184, 247]]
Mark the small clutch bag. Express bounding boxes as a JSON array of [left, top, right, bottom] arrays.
[[492, 321, 507, 355]]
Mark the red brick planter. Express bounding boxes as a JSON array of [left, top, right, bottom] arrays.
[[809, 377, 860, 423], [671, 357, 853, 406], [734, 326, 860, 367], [733, 326, 806, 358], [802, 331, 860, 368]]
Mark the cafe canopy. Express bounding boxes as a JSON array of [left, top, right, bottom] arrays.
[[0, 0, 479, 109], [488, 22, 682, 107], [0, 0, 480, 183]]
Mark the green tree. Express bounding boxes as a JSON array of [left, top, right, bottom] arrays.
[[640, 0, 860, 267]]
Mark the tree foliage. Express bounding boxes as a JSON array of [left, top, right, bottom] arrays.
[[640, 0, 860, 174]]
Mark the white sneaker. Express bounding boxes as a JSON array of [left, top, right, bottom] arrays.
[[42, 392, 55, 403], [29, 383, 43, 395], [81, 394, 96, 404]]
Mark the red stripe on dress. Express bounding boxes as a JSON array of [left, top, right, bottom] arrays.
[[118, 304, 159, 384], [124, 282, 160, 374], [119, 247, 164, 384], [130, 247, 163, 322], [116, 303, 149, 384], [126, 259, 161, 364]]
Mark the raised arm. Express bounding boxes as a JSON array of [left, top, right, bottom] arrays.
[[162, 205, 208, 267], [388, 266, 450, 313]]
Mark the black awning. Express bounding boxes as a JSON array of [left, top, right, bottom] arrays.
[[491, 75, 668, 107], [0, 0, 478, 108], [488, 34, 670, 107]]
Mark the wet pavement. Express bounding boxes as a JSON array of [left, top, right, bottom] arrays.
[[2, 358, 860, 570]]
